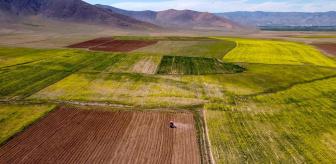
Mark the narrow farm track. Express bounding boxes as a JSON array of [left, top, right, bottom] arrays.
[[201, 110, 215, 164], [0, 107, 201, 164]]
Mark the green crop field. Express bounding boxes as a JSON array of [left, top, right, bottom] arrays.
[[217, 37, 336, 67], [79, 53, 162, 74], [0, 104, 55, 145], [0, 47, 66, 68], [28, 72, 204, 108], [180, 64, 336, 96], [0, 48, 105, 100], [206, 77, 336, 163], [1, 36, 336, 163], [157, 56, 245, 75], [28, 62, 336, 108]]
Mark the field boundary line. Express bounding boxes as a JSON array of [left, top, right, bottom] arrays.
[[312, 44, 336, 58], [248, 74, 336, 97], [0, 56, 58, 69], [154, 55, 164, 74], [15, 108, 83, 161], [194, 110, 210, 164], [223, 40, 238, 60], [0, 60, 41, 69], [208, 38, 237, 60], [0, 105, 58, 148], [227, 62, 336, 68], [202, 109, 216, 164], [17, 56, 101, 100], [0, 99, 206, 111]]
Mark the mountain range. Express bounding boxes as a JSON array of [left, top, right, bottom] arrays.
[[0, 0, 158, 30], [0, 0, 244, 32], [216, 11, 336, 26], [1, 0, 335, 33], [96, 5, 243, 30]]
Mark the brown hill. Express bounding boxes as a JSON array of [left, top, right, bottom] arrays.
[[97, 5, 244, 31], [0, 0, 158, 30], [156, 9, 240, 29]]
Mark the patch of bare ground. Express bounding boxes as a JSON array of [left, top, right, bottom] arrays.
[[203, 83, 224, 100], [90, 40, 158, 52], [313, 43, 336, 57], [0, 107, 200, 164], [131, 57, 160, 74], [67, 38, 113, 48], [68, 38, 158, 52]]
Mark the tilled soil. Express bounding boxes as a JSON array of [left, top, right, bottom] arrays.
[[0, 107, 200, 164], [68, 38, 113, 48], [89, 40, 158, 52], [68, 38, 158, 52], [313, 43, 336, 57]]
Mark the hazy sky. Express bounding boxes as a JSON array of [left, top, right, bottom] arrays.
[[84, 0, 336, 12]]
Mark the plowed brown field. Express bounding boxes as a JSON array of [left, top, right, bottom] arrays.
[[68, 38, 112, 48], [68, 38, 157, 52], [90, 40, 157, 52], [0, 107, 200, 164], [313, 43, 336, 57]]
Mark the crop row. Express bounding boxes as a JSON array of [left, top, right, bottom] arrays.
[[157, 56, 245, 75]]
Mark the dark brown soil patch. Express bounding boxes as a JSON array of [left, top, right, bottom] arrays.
[[68, 38, 157, 52], [0, 107, 200, 164], [68, 38, 113, 48], [89, 40, 158, 52], [313, 43, 336, 57]]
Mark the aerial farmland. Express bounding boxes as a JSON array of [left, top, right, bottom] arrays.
[[1, 34, 336, 163], [1, 0, 336, 164]]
